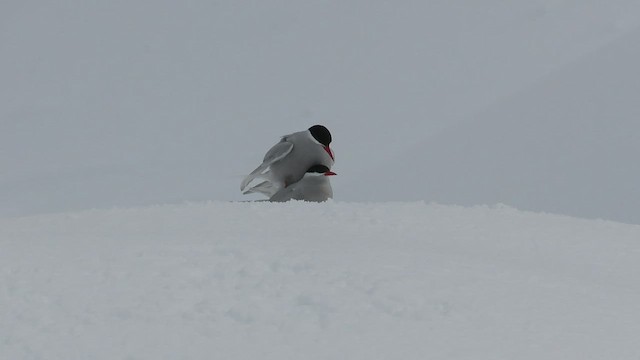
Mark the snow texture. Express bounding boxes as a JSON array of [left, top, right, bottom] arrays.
[[2, 201, 640, 359]]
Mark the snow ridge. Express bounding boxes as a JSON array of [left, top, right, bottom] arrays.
[[2, 201, 640, 359]]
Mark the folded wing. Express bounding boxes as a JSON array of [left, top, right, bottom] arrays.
[[240, 140, 294, 191]]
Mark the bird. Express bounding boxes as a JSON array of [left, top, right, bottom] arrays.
[[268, 164, 336, 202], [240, 125, 334, 196]]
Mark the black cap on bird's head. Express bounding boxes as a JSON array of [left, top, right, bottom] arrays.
[[308, 125, 332, 147], [308, 125, 334, 160]]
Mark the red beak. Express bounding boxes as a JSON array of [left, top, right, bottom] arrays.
[[324, 171, 337, 176], [324, 146, 334, 160]]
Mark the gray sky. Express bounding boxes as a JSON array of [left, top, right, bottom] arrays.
[[2, 0, 640, 223]]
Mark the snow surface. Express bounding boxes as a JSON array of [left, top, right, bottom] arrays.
[[2, 201, 640, 359], [2, 0, 640, 223]]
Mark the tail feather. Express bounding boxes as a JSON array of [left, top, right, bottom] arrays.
[[242, 180, 280, 197], [240, 163, 269, 191]]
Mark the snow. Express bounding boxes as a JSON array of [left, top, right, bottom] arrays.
[[2, 201, 640, 359]]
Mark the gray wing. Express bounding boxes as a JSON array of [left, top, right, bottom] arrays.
[[261, 140, 294, 164], [240, 139, 294, 191]]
